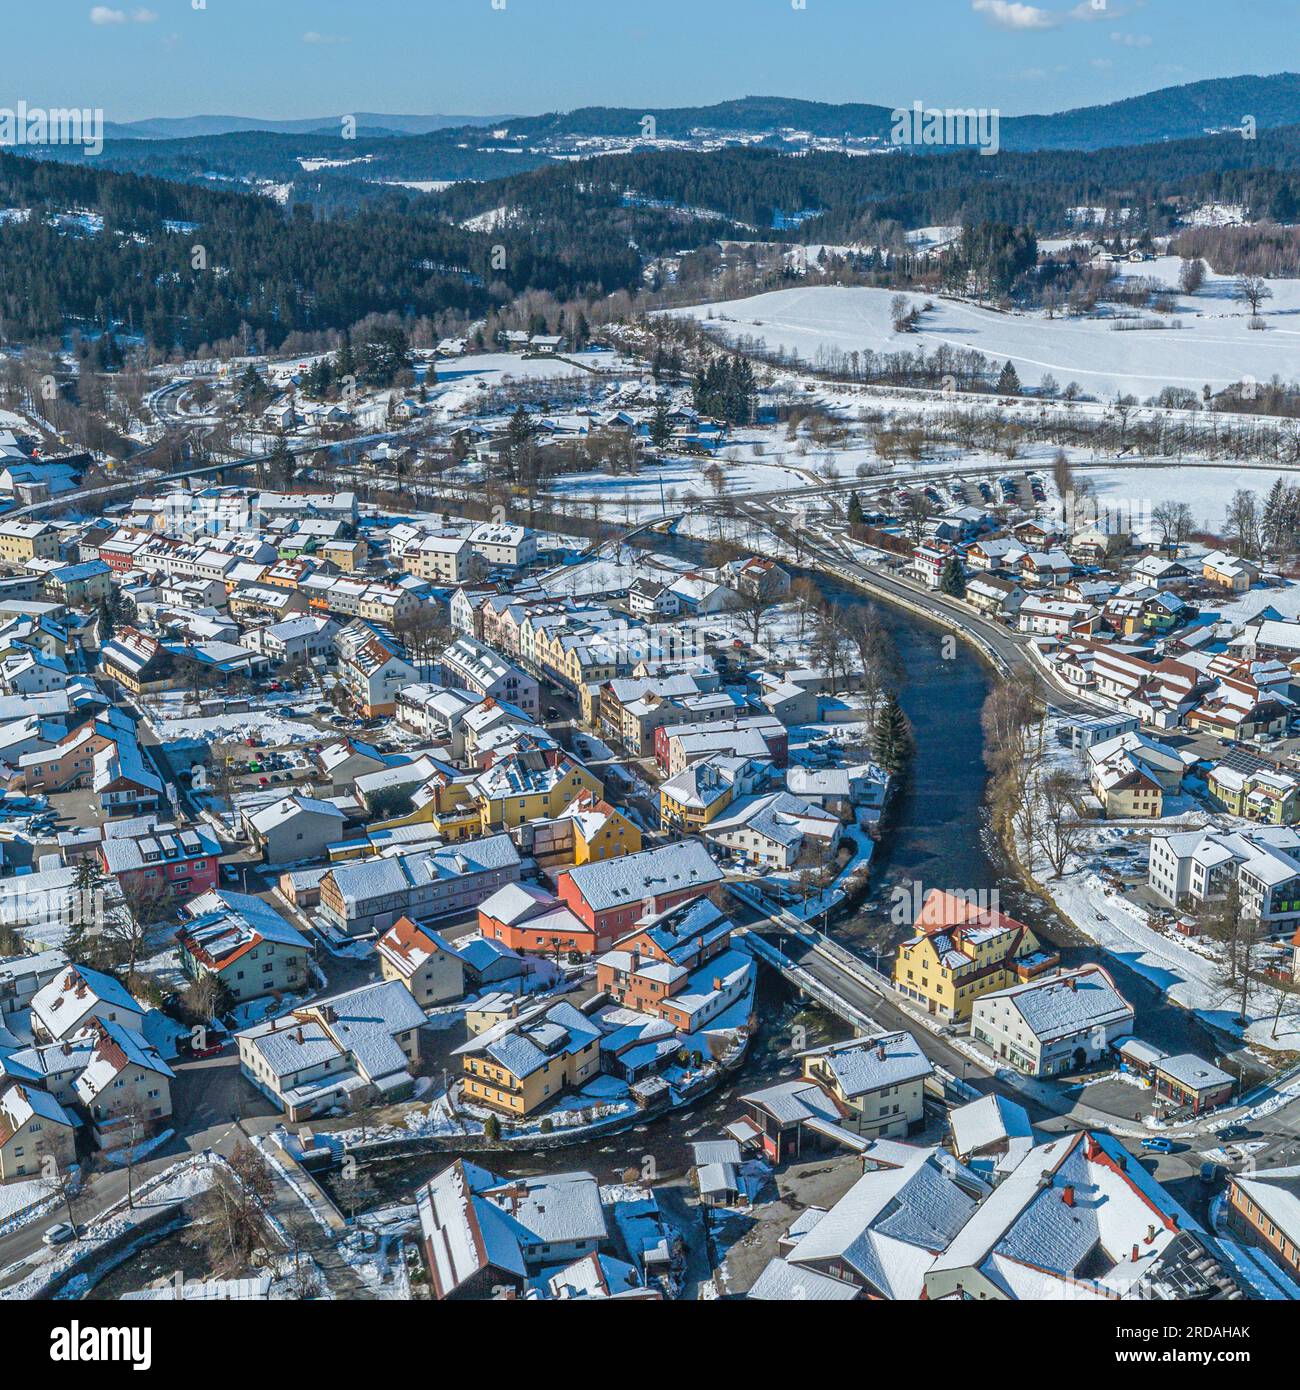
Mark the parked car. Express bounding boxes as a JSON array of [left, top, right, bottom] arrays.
[[42, 1222, 76, 1246], [1141, 1137, 1173, 1154], [1216, 1125, 1249, 1141]]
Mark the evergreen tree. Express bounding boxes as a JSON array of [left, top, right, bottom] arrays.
[[996, 360, 1022, 395], [847, 491, 864, 526], [939, 554, 966, 598], [649, 400, 673, 450], [872, 693, 914, 778], [267, 433, 296, 491]]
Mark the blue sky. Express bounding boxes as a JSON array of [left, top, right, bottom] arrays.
[[7, 0, 1300, 122]]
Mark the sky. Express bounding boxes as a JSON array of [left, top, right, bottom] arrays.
[[4, 0, 1300, 122]]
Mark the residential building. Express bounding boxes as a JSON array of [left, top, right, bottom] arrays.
[[237, 979, 427, 1120], [176, 890, 311, 1005], [453, 998, 602, 1117], [893, 889, 1055, 1022], [243, 795, 348, 866], [0, 1083, 76, 1180], [971, 965, 1134, 1076], [556, 841, 724, 952], [376, 915, 466, 1006], [798, 1032, 932, 1139], [317, 833, 521, 937]]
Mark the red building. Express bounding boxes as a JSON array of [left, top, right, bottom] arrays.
[[100, 825, 221, 900], [556, 841, 723, 949]]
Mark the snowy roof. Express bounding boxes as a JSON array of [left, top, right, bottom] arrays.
[[563, 841, 721, 913], [977, 966, 1133, 1044], [948, 1094, 1034, 1159], [802, 1031, 933, 1098]]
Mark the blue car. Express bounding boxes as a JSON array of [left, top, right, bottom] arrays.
[[1141, 1137, 1173, 1154]]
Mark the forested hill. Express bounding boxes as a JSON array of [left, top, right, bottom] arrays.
[[431, 124, 1300, 241], [0, 151, 638, 350]]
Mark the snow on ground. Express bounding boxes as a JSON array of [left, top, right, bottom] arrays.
[[1083, 465, 1300, 538], [674, 267, 1300, 400]]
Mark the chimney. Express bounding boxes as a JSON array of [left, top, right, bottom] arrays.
[[876, 1044, 886, 1062], [1062, 1185, 1074, 1208], [1069, 975, 1078, 991], [1131, 1244, 1140, 1264], [1144, 1224, 1157, 1246], [713, 977, 723, 992]]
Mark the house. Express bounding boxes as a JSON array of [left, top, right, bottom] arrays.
[[477, 882, 596, 957], [971, 965, 1134, 1076], [243, 795, 348, 866], [732, 1078, 853, 1165], [893, 889, 1055, 1022], [0, 949, 69, 1019], [453, 998, 602, 1117], [703, 790, 841, 869], [594, 897, 751, 1032], [74, 1017, 175, 1145], [921, 1130, 1206, 1301], [237, 979, 427, 1120], [467, 522, 537, 570], [0, 521, 60, 565], [725, 556, 791, 602], [1208, 765, 1300, 825], [1226, 1165, 1300, 1280], [657, 714, 787, 775], [176, 890, 311, 1006], [31, 964, 145, 1043], [317, 833, 521, 937], [376, 915, 466, 1006], [440, 635, 539, 717], [627, 579, 681, 620], [400, 532, 472, 584], [1086, 730, 1187, 820], [556, 841, 724, 952], [416, 1160, 607, 1299], [1015, 596, 1095, 638], [1131, 555, 1190, 589], [965, 573, 1023, 621], [658, 754, 756, 832], [100, 823, 221, 901], [799, 1032, 932, 1139], [1202, 550, 1260, 594], [0, 1083, 76, 1180]]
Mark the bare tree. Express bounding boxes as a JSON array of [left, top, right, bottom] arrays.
[[1033, 770, 1088, 878], [1234, 274, 1272, 315]]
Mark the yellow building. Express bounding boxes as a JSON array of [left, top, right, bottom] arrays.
[[658, 758, 738, 832], [0, 1085, 76, 1180], [893, 889, 1055, 1022], [457, 1000, 601, 1117], [0, 521, 59, 565], [564, 791, 641, 863]]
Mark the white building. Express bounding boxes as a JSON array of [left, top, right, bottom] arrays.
[[971, 966, 1134, 1077]]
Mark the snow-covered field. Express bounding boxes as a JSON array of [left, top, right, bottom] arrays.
[[675, 261, 1300, 400]]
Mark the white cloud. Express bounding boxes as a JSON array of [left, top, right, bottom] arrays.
[[972, 1, 1060, 30], [1111, 30, 1152, 46], [90, 5, 157, 22], [302, 31, 349, 45]]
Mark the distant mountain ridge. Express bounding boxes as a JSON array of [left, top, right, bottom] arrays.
[[100, 73, 1300, 156], [102, 112, 513, 140], [498, 73, 1300, 150]]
